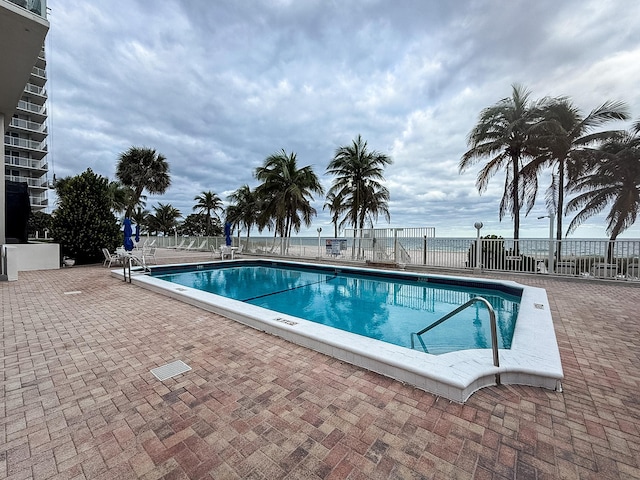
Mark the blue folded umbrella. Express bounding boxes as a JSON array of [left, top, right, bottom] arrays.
[[124, 218, 134, 251], [224, 222, 232, 246]]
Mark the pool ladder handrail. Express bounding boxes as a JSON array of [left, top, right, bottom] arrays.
[[411, 296, 501, 385]]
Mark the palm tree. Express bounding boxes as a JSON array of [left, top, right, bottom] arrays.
[[193, 191, 223, 236], [130, 207, 150, 232], [521, 98, 629, 244], [459, 84, 548, 244], [326, 135, 392, 258], [147, 202, 181, 236], [106, 181, 129, 215], [323, 191, 344, 238], [566, 126, 640, 262], [226, 185, 260, 241], [116, 147, 171, 218], [255, 150, 324, 252]]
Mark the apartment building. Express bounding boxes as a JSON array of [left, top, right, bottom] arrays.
[[0, 0, 49, 244], [5, 45, 49, 211]]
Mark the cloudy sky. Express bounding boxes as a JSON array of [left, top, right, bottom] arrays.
[[44, 0, 640, 238]]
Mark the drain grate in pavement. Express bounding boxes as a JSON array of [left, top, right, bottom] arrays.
[[150, 360, 192, 381]]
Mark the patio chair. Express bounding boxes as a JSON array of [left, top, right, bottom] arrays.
[[102, 248, 120, 268], [172, 239, 186, 249], [143, 246, 157, 264], [178, 240, 195, 250], [194, 240, 208, 251], [220, 245, 234, 260]]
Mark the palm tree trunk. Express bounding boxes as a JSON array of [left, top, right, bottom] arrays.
[[351, 228, 357, 258], [607, 230, 621, 264], [512, 155, 520, 255], [556, 162, 565, 263], [358, 213, 366, 259]]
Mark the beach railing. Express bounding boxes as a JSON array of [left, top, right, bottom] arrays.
[[142, 233, 639, 280]]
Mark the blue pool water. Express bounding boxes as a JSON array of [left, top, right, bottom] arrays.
[[153, 262, 521, 354]]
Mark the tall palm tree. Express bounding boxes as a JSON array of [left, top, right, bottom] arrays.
[[147, 203, 181, 236], [193, 191, 223, 236], [255, 150, 324, 252], [226, 185, 260, 241], [459, 84, 548, 244], [116, 147, 171, 218], [521, 98, 629, 243], [566, 126, 640, 261], [323, 191, 344, 238], [326, 135, 392, 257]]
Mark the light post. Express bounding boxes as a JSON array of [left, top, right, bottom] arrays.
[[173, 226, 177, 247], [474, 222, 483, 272], [317, 227, 322, 259], [537, 214, 555, 273]]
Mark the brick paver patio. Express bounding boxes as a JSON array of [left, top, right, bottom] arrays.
[[1, 255, 639, 479]]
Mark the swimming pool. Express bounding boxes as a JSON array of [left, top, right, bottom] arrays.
[[152, 263, 521, 354], [115, 259, 563, 402]]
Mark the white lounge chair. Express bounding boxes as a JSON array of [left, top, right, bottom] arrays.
[[172, 239, 186, 249], [102, 248, 121, 267], [143, 246, 157, 264], [194, 240, 208, 251], [178, 240, 195, 251]]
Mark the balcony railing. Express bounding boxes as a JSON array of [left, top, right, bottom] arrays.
[[30, 194, 48, 206], [25, 83, 46, 97], [4, 135, 47, 151], [9, 118, 47, 134], [5, 155, 47, 170], [17, 100, 46, 115], [7, 0, 47, 19], [31, 66, 47, 78], [7, 175, 48, 188]]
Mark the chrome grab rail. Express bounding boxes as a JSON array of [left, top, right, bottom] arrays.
[[411, 296, 501, 385]]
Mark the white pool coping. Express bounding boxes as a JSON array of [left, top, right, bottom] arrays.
[[113, 260, 564, 403]]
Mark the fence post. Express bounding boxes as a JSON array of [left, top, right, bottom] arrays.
[[423, 235, 427, 265]]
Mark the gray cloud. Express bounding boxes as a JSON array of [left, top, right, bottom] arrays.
[[46, 0, 640, 238]]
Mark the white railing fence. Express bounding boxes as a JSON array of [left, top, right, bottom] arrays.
[[140, 230, 640, 281]]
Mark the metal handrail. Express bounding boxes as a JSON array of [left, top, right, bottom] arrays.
[[411, 296, 501, 385]]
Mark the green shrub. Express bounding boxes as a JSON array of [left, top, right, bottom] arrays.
[[27, 211, 53, 237], [51, 169, 121, 265]]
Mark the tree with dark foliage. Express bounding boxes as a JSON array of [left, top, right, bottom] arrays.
[[51, 169, 121, 264]]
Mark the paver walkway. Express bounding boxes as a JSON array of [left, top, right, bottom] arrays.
[[1, 259, 639, 479]]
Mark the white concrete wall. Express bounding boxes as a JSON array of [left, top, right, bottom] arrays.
[[16, 242, 60, 271]]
